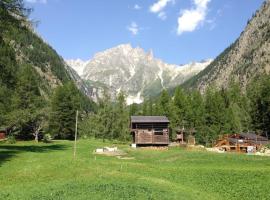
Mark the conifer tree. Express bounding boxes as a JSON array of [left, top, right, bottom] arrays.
[[129, 103, 138, 116], [12, 64, 40, 110], [97, 90, 114, 141], [172, 87, 188, 129], [203, 87, 226, 145], [147, 98, 153, 116], [248, 75, 270, 133], [0, 38, 17, 88], [49, 82, 80, 139], [113, 91, 129, 141], [142, 100, 148, 115], [158, 89, 171, 117], [5, 64, 44, 139], [188, 90, 205, 141]]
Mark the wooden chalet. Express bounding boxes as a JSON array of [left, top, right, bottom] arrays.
[[130, 116, 169, 146], [215, 133, 269, 153]]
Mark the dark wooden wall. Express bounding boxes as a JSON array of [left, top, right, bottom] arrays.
[[131, 122, 169, 145]]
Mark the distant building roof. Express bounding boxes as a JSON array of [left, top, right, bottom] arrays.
[[131, 116, 169, 123], [239, 133, 268, 141]]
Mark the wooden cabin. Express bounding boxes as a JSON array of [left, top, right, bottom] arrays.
[[130, 116, 169, 146], [215, 133, 269, 153]]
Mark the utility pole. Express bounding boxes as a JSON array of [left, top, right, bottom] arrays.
[[73, 110, 78, 159]]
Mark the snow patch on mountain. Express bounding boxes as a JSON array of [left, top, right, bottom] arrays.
[[158, 68, 164, 89], [127, 92, 143, 105], [65, 59, 89, 76]]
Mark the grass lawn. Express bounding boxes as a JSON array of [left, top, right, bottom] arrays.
[[0, 139, 270, 200]]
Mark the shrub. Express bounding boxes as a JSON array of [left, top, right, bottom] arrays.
[[7, 135, 16, 144], [43, 134, 52, 143]]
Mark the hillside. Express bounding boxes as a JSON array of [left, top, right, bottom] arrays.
[[0, 1, 99, 101], [183, 0, 270, 92], [67, 44, 212, 103], [0, 1, 97, 139], [0, 6, 72, 96]]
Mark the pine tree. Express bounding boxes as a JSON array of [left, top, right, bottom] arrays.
[[248, 75, 270, 133], [147, 98, 153, 116], [203, 87, 226, 145], [0, 37, 17, 88], [129, 103, 138, 116], [142, 100, 148, 115], [172, 87, 189, 129], [49, 82, 80, 139], [158, 89, 171, 117], [223, 81, 251, 133], [113, 91, 129, 141], [5, 64, 43, 139], [97, 90, 114, 141], [0, 85, 12, 126], [12, 64, 40, 110], [189, 91, 205, 128]]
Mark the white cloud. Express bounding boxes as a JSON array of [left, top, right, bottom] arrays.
[[150, 0, 174, 21], [206, 19, 216, 30], [25, 0, 47, 3], [149, 0, 173, 13], [134, 4, 141, 10], [127, 22, 139, 35], [177, 0, 211, 35], [158, 12, 167, 20]]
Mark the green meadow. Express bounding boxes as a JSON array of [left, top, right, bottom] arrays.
[[0, 140, 270, 200]]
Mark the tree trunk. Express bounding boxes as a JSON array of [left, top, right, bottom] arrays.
[[33, 125, 41, 143], [35, 133, 38, 143]]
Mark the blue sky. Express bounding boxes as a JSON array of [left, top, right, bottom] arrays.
[[25, 0, 264, 64]]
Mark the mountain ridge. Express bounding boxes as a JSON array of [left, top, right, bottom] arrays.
[[66, 44, 212, 104], [182, 0, 270, 92]]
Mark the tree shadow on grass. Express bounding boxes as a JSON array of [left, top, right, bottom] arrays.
[[0, 143, 68, 166]]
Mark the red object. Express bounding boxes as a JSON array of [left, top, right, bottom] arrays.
[[0, 132, 5, 139]]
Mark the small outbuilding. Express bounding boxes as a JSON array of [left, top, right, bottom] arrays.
[[175, 127, 196, 145], [0, 129, 6, 140], [130, 116, 170, 146]]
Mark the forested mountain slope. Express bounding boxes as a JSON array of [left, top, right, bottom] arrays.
[[0, 2, 73, 97], [0, 0, 100, 100], [183, 0, 270, 92], [0, 1, 96, 140]]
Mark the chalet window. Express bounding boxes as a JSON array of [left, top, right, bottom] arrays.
[[154, 132, 163, 135], [154, 128, 163, 135]]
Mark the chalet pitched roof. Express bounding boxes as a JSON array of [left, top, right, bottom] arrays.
[[228, 137, 269, 145], [131, 116, 169, 123], [239, 133, 268, 141]]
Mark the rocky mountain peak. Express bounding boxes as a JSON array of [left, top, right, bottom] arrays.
[[183, 1, 270, 92], [65, 58, 89, 76], [67, 44, 212, 104]]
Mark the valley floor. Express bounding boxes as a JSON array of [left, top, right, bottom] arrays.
[[0, 139, 270, 200]]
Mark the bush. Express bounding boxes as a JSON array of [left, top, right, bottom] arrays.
[[7, 135, 16, 144], [43, 134, 52, 143]]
